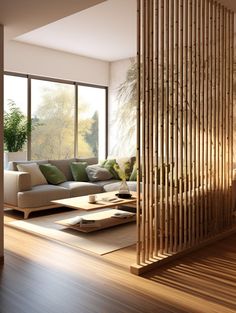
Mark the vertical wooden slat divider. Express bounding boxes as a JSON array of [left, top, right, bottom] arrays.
[[174, 0, 179, 252], [132, 0, 235, 275]]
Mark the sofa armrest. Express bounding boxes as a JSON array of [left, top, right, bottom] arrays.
[[4, 170, 32, 206]]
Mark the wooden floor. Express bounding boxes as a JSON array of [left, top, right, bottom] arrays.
[[1, 223, 236, 313]]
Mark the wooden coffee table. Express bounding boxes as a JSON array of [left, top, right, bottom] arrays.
[[51, 191, 137, 211], [51, 191, 137, 233]]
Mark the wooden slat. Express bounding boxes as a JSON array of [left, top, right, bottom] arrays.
[[136, 0, 141, 266], [148, 0, 154, 258], [204, 0, 209, 238], [174, 0, 179, 252], [165, 0, 170, 253], [154, 0, 160, 257], [183, 0, 188, 249], [169, 0, 174, 252], [179, 0, 184, 251], [141, 0, 146, 263], [192, 0, 197, 245], [159, 0, 165, 254], [188, 0, 193, 246]]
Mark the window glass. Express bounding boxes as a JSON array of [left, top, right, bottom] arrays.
[[31, 79, 75, 160], [77, 85, 106, 160]]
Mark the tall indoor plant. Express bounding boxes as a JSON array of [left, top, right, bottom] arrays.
[[4, 101, 31, 168]]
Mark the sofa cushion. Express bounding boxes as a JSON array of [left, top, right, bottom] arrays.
[[18, 185, 70, 208], [49, 158, 77, 181], [93, 179, 121, 188], [101, 159, 120, 179], [9, 159, 49, 171], [103, 181, 139, 193], [39, 164, 67, 185], [86, 165, 113, 182], [129, 161, 137, 181], [70, 162, 89, 182], [59, 181, 103, 197], [76, 157, 98, 165], [114, 157, 133, 180], [17, 163, 48, 186]]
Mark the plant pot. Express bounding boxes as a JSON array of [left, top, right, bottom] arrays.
[[4, 151, 27, 169]]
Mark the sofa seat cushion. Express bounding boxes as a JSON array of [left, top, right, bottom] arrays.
[[18, 185, 70, 208], [59, 181, 103, 197], [103, 181, 139, 193]]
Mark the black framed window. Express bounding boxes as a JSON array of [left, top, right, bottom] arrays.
[[4, 72, 108, 160]]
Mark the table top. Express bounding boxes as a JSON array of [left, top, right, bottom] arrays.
[[51, 191, 137, 211]]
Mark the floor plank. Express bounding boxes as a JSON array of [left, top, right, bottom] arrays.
[[1, 221, 236, 313]]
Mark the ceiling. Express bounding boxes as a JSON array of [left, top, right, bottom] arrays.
[[0, 0, 235, 63], [15, 0, 136, 62]]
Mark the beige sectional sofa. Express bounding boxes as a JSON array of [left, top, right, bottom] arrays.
[[4, 157, 137, 219]]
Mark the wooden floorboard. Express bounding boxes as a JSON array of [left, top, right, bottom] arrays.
[[1, 222, 236, 313]]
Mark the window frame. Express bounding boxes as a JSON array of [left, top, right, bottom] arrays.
[[4, 71, 108, 159]]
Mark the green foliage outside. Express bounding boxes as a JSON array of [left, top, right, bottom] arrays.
[[4, 100, 31, 152], [31, 84, 99, 160]]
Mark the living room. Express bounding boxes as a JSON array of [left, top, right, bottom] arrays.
[[1, 0, 236, 312], [2, 0, 139, 266]]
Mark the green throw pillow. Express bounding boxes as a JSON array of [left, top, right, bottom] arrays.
[[129, 162, 137, 181], [114, 162, 132, 180], [70, 162, 89, 182], [39, 164, 66, 185], [101, 159, 120, 179]]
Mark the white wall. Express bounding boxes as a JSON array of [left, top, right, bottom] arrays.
[[108, 58, 136, 157], [0, 24, 4, 260], [5, 41, 109, 86]]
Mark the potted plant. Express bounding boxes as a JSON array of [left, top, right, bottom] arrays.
[[4, 100, 31, 168]]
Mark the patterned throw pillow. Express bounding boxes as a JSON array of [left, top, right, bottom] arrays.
[[113, 162, 132, 180], [101, 159, 120, 179], [114, 157, 132, 180], [129, 161, 137, 181]]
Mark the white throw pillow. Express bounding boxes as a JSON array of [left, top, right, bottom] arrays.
[[17, 163, 48, 186]]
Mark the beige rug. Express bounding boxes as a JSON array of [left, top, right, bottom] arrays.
[[5, 209, 136, 255]]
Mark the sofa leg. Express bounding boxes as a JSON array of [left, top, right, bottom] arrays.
[[24, 210, 31, 219]]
